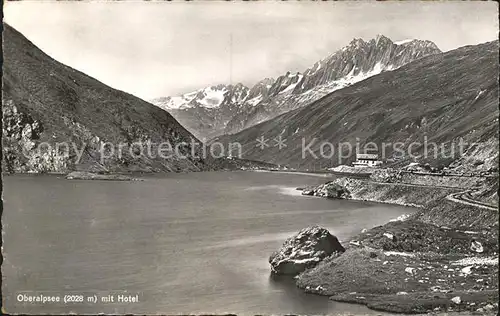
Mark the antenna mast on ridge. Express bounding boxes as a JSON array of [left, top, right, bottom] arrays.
[[229, 33, 233, 84]]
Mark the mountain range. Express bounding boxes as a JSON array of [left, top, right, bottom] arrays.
[[214, 40, 499, 171], [4, 24, 496, 175], [151, 35, 442, 139]]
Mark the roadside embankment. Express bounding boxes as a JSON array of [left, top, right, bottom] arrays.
[[370, 168, 488, 189], [300, 173, 498, 229], [328, 177, 456, 208], [470, 177, 499, 206], [412, 198, 498, 229]]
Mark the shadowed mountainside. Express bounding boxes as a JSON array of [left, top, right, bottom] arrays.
[[214, 40, 499, 171], [2, 23, 207, 173]]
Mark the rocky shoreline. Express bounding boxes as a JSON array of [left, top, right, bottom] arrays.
[[270, 172, 499, 314], [65, 171, 141, 181], [8, 160, 281, 181]]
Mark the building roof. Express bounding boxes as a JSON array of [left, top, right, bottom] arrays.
[[356, 153, 379, 160]]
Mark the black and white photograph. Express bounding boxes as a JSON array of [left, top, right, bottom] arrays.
[[1, 1, 499, 315]]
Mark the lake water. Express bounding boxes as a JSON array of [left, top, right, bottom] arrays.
[[2, 171, 415, 315]]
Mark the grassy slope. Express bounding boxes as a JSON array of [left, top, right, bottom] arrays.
[[217, 41, 499, 169], [293, 175, 499, 313], [297, 247, 498, 314], [296, 229, 499, 313]]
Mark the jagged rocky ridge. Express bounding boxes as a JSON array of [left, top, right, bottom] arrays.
[[152, 35, 441, 139], [2, 24, 205, 173], [216, 40, 499, 171]]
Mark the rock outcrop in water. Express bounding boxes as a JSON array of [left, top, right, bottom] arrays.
[[269, 226, 345, 275], [65, 171, 138, 181], [301, 181, 351, 199]]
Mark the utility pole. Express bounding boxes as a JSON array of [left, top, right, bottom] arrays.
[[229, 33, 233, 85]]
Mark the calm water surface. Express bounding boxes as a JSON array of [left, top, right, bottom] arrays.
[[3, 171, 416, 315]]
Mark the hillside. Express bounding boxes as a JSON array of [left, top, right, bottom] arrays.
[[214, 40, 499, 171], [152, 35, 441, 139], [2, 24, 205, 173]]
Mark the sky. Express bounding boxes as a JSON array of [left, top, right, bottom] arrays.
[[4, 1, 498, 100]]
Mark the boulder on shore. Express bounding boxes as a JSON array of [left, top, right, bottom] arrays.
[[269, 226, 345, 275]]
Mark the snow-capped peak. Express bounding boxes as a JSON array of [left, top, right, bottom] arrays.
[[151, 84, 250, 111], [152, 34, 441, 139], [196, 86, 228, 108], [350, 38, 366, 48], [150, 94, 197, 110]]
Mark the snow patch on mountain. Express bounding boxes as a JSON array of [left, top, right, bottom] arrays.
[[152, 85, 235, 110], [395, 39, 415, 45], [320, 62, 395, 92], [197, 86, 228, 108], [169, 96, 190, 109], [247, 95, 263, 106], [280, 74, 304, 94], [152, 94, 197, 110]]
